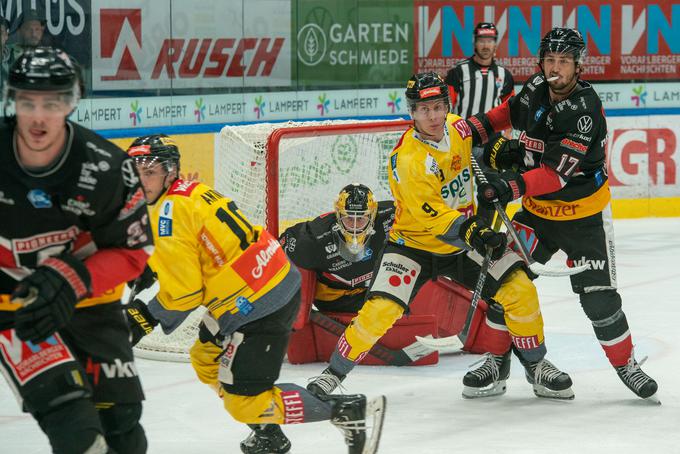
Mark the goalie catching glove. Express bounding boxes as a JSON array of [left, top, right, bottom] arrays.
[[125, 299, 159, 346], [459, 215, 507, 260], [13, 253, 91, 343]]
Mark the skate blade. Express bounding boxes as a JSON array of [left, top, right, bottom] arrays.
[[363, 396, 387, 454], [644, 393, 661, 405], [532, 384, 575, 400], [462, 380, 507, 399]]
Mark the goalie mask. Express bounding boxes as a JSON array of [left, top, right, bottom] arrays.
[[334, 183, 378, 260]]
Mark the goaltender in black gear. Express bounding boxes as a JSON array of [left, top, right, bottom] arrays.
[[280, 183, 393, 314], [0, 47, 153, 454], [124, 135, 386, 454]]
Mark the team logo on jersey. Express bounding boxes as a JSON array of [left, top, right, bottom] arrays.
[[27, 189, 52, 208], [577, 115, 593, 133], [325, 243, 338, 254], [158, 200, 173, 237]]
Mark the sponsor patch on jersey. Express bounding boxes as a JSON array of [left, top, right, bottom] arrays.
[[199, 227, 227, 267], [577, 115, 593, 133], [534, 106, 547, 122], [158, 200, 173, 237], [27, 189, 52, 208], [560, 138, 588, 154], [450, 155, 462, 171], [0, 331, 75, 385], [518, 131, 545, 153], [390, 153, 400, 182], [168, 179, 199, 197], [370, 253, 422, 305], [231, 230, 288, 293], [0, 191, 15, 205], [425, 154, 441, 177], [235, 296, 254, 315], [509, 220, 539, 255], [452, 119, 471, 140]]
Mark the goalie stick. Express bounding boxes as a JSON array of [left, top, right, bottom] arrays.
[[470, 156, 589, 277], [309, 311, 442, 366]]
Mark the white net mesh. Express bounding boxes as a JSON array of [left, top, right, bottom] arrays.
[[135, 118, 411, 361]]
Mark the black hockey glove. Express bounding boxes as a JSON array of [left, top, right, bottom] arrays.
[[477, 170, 526, 210], [466, 114, 494, 146], [13, 253, 91, 344], [483, 136, 524, 171], [127, 265, 157, 293], [125, 299, 158, 346], [459, 215, 507, 260]]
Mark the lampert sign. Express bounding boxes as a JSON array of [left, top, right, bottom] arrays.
[[91, 0, 291, 90]]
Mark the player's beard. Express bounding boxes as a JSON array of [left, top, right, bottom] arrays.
[[547, 71, 578, 98]]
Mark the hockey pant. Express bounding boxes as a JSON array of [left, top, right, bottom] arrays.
[[0, 303, 146, 454], [327, 242, 547, 375], [190, 293, 332, 425], [512, 205, 633, 367]]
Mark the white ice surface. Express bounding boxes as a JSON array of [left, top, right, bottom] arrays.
[[1, 217, 679, 454]]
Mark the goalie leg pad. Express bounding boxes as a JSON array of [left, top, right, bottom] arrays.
[[99, 403, 147, 454], [493, 269, 546, 362], [36, 398, 106, 454], [463, 301, 512, 355]]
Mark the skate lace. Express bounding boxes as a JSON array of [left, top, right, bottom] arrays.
[[332, 417, 366, 446], [307, 372, 345, 394], [533, 359, 563, 384], [468, 353, 501, 382], [618, 354, 650, 392]]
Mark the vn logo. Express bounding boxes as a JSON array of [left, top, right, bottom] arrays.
[[568, 257, 606, 270]]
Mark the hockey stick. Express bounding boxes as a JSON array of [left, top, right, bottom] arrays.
[[470, 156, 589, 277], [417, 213, 502, 350], [309, 311, 438, 366]]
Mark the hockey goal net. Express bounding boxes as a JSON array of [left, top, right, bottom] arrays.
[[133, 118, 412, 361]]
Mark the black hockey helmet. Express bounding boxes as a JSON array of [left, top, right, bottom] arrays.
[[474, 22, 498, 41], [4, 47, 80, 112], [405, 72, 449, 112], [334, 183, 378, 255], [539, 27, 586, 63], [127, 134, 181, 172]]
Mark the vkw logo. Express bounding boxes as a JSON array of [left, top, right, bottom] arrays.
[[297, 24, 327, 66]]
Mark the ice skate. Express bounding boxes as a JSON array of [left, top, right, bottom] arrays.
[[462, 350, 511, 398]]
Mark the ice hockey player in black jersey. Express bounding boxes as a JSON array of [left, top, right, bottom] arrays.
[[0, 47, 154, 453], [279, 183, 393, 314], [467, 27, 659, 401]]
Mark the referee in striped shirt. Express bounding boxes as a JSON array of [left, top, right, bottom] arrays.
[[445, 23, 515, 120]]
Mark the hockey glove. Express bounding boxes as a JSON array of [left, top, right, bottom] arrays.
[[483, 137, 524, 171], [125, 299, 158, 346], [459, 215, 507, 260], [127, 265, 157, 293], [477, 170, 526, 210], [13, 253, 91, 344]]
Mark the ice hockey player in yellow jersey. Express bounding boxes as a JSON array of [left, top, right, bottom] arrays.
[[124, 134, 386, 454], [307, 72, 574, 401]]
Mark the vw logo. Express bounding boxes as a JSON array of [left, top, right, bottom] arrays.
[[297, 24, 327, 66], [577, 115, 593, 134]]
